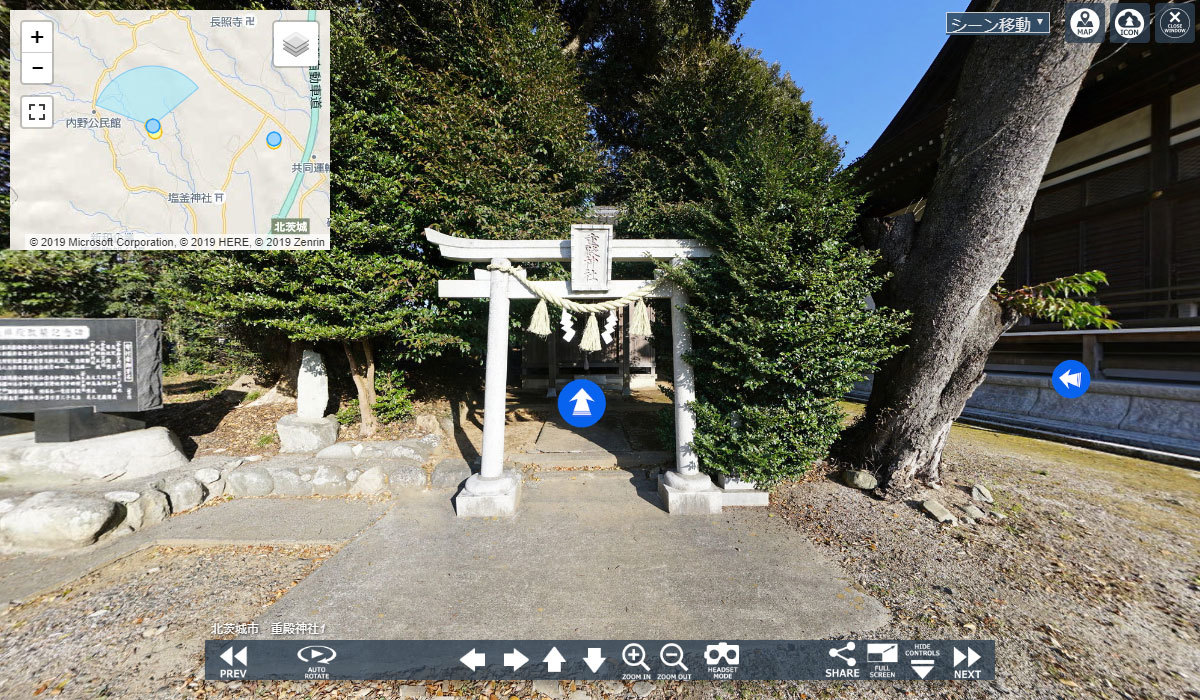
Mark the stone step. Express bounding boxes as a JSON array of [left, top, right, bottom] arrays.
[[507, 450, 673, 470]]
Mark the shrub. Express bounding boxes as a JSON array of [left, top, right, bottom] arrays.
[[622, 43, 907, 485]]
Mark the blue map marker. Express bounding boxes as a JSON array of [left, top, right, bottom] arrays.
[[557, 379, 606, 428], [1051, 359, 1091, 399], [266, 130, 282, 149]]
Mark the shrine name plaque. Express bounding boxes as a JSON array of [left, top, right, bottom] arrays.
[[0, 318, 163, 413]]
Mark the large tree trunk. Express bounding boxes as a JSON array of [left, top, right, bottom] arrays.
[[840, 2, 1112, 495], [343, 340, 379, 438]]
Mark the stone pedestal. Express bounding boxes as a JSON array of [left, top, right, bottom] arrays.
[[276, 414, 339, 453], [657, 470, 722, 514], [716, 474, 770, 506], [0, 427, 189, 484], [455, 470, 522, 517]]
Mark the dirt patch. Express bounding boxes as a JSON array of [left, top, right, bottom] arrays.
[[0, 544, 337, 698], [147, 373, 431, 458]]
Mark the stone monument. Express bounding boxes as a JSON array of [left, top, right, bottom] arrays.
[[276, 349, 339, 452], [0, 318, 189, 483]]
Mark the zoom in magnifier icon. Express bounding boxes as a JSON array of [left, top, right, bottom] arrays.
[[660, 643, 688, 672], [622, 643, 650, 671]]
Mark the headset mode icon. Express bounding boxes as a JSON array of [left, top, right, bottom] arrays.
[[705, 642, 740, 666]]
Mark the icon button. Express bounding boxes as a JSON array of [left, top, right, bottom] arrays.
[[622, 643, 650, 671], [867, 642, 898, 663], [558, 378, 606, 428], [460, 648, 486, 671], [1156, 3, 1195, 42], [20, 96, 54, 129], [21, 51, 53, 85], [21, 21, 53, 54], [297, 645, 337, 663], [1065, 3, 1105, 42], [1051, 359, 1091, 399], [219, 645, 248, 667], [911, 658, 935, 679], [543, 647, 566, 673], [953, 646, 981, 668], [659, 643, 688, 672], [273, 20, 319, 67], [1110, 4, 1151, 43], [582, 647, 606, 673], [705, 642, 740, 666], [828, 642, 856, 667]]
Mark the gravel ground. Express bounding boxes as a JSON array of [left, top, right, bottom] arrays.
[[758, 423, 1200, 700], [0, 544, 337, 698]]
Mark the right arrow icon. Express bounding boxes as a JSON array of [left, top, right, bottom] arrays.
[[543, 647, 566, 673], [583, 647, 606, 673]]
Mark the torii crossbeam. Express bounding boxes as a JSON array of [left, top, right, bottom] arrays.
[[426, 225, 729, 516]]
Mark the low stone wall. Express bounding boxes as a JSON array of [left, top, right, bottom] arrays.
[[0, 433, 448, 553], [850, 373, 1200, 465]]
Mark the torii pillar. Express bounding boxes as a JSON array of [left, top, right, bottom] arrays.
[[426, 227, 723, 516]]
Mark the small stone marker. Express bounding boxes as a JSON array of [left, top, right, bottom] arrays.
[[276, 349, 339, 453], [296, 349, 329, 419]]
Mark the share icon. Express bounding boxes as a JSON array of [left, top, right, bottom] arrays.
[[828, 642, 856, 667]]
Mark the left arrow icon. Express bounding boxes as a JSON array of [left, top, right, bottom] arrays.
[[461, 648, 486, 671], [504, 648, 529, 670]]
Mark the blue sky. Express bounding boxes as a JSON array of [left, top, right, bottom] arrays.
[[737, 0, 967, 163]]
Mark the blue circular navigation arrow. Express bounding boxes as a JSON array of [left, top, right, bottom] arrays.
[[558, 379, 606, 428], [1051, 359, 1091, 399]]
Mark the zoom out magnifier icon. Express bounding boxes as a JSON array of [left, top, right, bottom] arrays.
[[622, 643, 650, 671], [660, 643, 688, 672]]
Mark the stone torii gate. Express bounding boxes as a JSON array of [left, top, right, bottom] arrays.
[[426, 225, 730, 517]]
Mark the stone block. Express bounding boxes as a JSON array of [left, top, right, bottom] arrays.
[[721, 490, 770, 507], [158, 474, 206, 512], [193, 467, 221, 484], [104, 490, 144, 530], [139, 488, 171, 524], [311, 465, 349, 495], [0, 491, 119, 549], [658, 478, 723, 514], [431, 458, 471, 488], [276, 414, 339, 453], [352, 466, 388, 495], [0, 427, 189, 483], [717, 474, 759, 490], [228, 466, 275, 497], [386, 463, 428, 489], [842, 469, 879, 490], [455, 471, 522, 517], [266, 467, 311, 496]]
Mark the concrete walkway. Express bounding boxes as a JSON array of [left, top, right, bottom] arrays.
[[250, 471, 889, 639], [0, 498, 390, 604]]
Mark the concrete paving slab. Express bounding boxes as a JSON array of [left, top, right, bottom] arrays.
[[0, 498, 390, 604], [533, 418, 630, 453], [251, 471, 889, 639]]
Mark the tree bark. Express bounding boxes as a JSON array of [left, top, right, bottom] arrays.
[[840, 2, 1112, 495], [343, 340, 379, 438]]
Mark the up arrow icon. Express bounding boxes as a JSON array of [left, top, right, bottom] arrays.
[[543, 647, 566, 673], [569, 388, 593, 416], [583, 647, 606, 673]]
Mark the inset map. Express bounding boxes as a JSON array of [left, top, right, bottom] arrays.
[[9, 10, 330, 247]]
